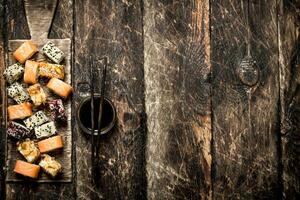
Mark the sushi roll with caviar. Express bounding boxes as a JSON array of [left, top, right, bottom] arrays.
[[3, 63, 24, 84], [6, 121, 31, 140], [48, 99, 67, 123], [35, 121, 56, 139], [17, 139, 40, 163], [24, 111, 49, 130], [41, 42, 65, 64]]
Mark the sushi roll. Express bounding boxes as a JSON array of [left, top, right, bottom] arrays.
[[7, 82, 30, 104], [7, 102, 33, 120], [34, 121, 56, 139], [24, 111, 49, 130], [39, 154, 62, 177], [38, 135, 63, 153], [13, 41, 38, 64], [24, 60, 39, 84], [48, 99, 67, 123], [27, 84, 47, 106], [41, 41, 65, 64], [17, 139, 40, 163], [38, 62, 64, 79], [6, 121, 31, 140], [47, 78, 72, 99], [3, 63, 24, 84], [14, 160, 40, 179], [7, 82, 23, 98]]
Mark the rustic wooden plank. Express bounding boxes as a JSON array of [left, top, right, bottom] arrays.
[[74, 0, 146, 199], [4, 0, 75, 199], [49, 0, 73, 39], [6, 183, 75, 200], [0, 0, 7, 199], [7, 0, 30, 40], [144, 0, 211, 199], [211, 0, 281, 199], [24, 0, 58, 39], [279, 0, 300, 199]]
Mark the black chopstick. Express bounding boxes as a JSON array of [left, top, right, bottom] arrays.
[[94, 57, 108, 182], [90, 56, 96, 182]]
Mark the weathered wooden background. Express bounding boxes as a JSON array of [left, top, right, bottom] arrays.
[[0, 0, 299, 199]]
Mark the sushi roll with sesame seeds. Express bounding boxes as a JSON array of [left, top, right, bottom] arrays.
[[7, 82, 30, 104], [35, 121, 56, 139], [24, 111, 49, 130], [42, 42, 65, 64], [3, 63, 24, 84]]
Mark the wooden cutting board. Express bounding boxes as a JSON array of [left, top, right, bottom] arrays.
[[4, 0, 72, 182]]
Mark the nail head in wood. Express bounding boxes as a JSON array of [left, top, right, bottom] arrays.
[[237, 56, 259, 87]]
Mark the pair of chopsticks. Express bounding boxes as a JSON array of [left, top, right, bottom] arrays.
[[90, 56, 108, 184]]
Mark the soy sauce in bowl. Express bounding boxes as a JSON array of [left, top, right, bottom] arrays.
[[77, 95, 116, 135]]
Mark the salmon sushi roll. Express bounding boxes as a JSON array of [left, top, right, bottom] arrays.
[[47, 78, 72, 99], [7, 102, 33, 120], [38, 135, 64, 153], [24, 60, 39, 84], [13, 41, 38, 64], [3, 63, 24, 84], [14, 160, 40, 179]]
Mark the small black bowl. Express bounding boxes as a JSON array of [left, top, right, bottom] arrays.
[[77, 95, 116, 135]]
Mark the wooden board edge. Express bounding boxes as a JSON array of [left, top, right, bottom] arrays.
[[278, 0, 300, 198]]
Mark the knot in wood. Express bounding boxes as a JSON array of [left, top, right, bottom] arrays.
[[237, 56, 259, 87]]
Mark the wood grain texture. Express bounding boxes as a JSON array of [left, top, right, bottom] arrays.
[[49, 0, 73, 39], [279, 0, 300, 199], [211, 0, 281, 199], [0, 0, 7, 199], [7, 0, 30, 40], [24, 0, 58, 39], [1, 0, 300, 199], [144, 0, 211, 199], [4, 0, 75, 199], [74, 0, 147, 199]]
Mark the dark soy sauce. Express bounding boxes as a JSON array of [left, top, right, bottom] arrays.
[[79, 97, 114, 132]]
